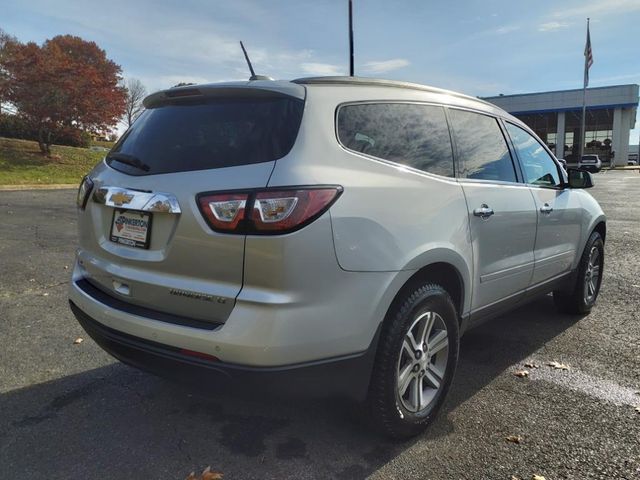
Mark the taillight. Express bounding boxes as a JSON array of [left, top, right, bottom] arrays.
[[198, 193, 248, 232], [76, 176, 94, 210], [197, 186, 342, 235], [251, 189, 339, 232]]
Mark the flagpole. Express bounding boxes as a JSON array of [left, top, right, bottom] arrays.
[[580, 18, 589, 160], [348, 0, 354, 76]]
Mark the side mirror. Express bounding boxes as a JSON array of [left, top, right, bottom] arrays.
[[567, 168, 594, 189]]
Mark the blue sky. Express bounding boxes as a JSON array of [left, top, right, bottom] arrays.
[[3, 0, 640, 142]]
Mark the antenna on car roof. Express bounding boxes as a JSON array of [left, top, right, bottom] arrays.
[[348, 0, 354, 76], [239, 41, 273, 81], [239, 41, 256, 78]]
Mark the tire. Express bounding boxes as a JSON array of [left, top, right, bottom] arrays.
[[553, 231, 604, 314], [366, 283, 459, 439]]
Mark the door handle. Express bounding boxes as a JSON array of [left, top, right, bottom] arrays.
[[473, 204, 494, 219], [540, 203, 553, 214]]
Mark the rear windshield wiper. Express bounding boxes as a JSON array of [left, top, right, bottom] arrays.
[[106, 152, 150, 172]]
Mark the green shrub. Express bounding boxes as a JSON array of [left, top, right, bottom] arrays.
[[0, 113, 36, 140], [0, 114, 91, 148]]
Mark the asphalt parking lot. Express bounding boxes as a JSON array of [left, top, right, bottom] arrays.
[[1, 170, 639, 480]]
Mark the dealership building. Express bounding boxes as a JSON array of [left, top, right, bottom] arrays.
[[484, 84, 639, 166]]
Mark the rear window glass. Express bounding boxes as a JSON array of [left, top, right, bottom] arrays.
[[107, 96, 304, 175], [337, 103, 454, 177]]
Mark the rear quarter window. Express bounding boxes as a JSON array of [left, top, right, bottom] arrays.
[[107, 96, 304, 175], [449, 109, 517, 183], [337, 102, 454, 177]]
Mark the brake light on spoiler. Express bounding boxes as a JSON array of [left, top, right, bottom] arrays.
[[197, 186, 342, 234]]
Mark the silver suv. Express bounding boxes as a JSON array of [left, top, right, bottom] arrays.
[[69, 77, 606, 438]]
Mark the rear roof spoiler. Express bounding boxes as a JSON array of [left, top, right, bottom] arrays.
[[143, 80, 306, 108]]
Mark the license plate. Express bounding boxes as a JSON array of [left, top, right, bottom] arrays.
[[110, 209, 152, 249]]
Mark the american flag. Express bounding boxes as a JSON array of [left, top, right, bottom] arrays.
[[584, 22, 593, 87]]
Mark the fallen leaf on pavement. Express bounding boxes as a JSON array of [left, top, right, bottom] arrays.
[[547, 361, 570, 370], [43, 292, 49, 297], [524, 362, 539, 369], [73, 337, 83, 344], [506, 435, 523, 444], [202, 466, 223, 480], [185, 466, 223, 480], [514, 370, 529, 378], [64, 265, 69, 270], [532, 475, 546, 480], [511, 476, 521, 480], [634, 406, 640, 413]]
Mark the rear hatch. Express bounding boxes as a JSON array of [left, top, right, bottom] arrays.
[[78, 82, 305, 326]]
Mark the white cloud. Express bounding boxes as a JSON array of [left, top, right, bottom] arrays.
[[494, 25, 520, 35], [300, 62, 344, 76], [538, 21, 570, 32], [588, 72, 640, 85], [361, 58, 410, 74], [13, 0, 331, 91], [551, 0, 640, 18]]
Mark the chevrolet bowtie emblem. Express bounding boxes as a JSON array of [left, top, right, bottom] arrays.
[[110, 191, 134, 206]]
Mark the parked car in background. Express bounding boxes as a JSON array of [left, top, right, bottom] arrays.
[[69, 76, 606, 439], [628, 153, 638, 166], [578, 154, 602, 172]]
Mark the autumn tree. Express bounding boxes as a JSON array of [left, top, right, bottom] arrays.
[[0, 29, 18, 111], [122, 77, 147, 128], [3, 34, 126, 155]]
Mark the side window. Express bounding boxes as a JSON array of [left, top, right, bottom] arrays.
[[505, 123, 561, 188], [449, 109, 517, 183], [337, 103, 454, 177]]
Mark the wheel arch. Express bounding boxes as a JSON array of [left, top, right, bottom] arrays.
[[359, 255, 471, 402], [385, 256, 470, 328], [592, 220, 606, 243], [400, 263, 465, 319]]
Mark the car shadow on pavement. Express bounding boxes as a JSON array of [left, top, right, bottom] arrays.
[[0, 295, 580, 480]]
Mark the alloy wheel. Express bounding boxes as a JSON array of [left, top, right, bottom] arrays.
[[584, 246, 601, 304], [396, 311, 449, 413]]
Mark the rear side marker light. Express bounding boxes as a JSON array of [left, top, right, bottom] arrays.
[[197, 186, 342, 235]]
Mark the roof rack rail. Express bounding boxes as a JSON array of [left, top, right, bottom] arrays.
[[292, 76, 494, 107]]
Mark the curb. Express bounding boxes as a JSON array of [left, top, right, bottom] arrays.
[[0, 184, 77, 191]]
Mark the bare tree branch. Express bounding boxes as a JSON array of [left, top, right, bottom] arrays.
[[121, 77, 147, 128]]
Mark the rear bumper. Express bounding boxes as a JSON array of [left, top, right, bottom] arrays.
[[69, 247, 407, 367], [70, 300, 377, 400]]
